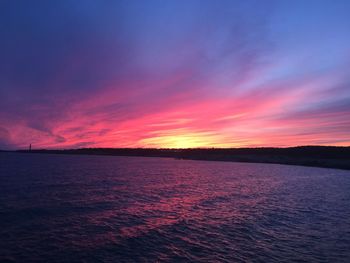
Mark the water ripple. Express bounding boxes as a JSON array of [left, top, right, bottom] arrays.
[[1, 153, 350, 262]]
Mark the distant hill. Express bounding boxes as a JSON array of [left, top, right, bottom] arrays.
[[15, 146, 350, 170]]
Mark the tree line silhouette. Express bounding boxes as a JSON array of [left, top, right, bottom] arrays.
[[16, 146, 350, 170]]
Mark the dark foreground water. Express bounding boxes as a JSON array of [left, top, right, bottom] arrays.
[[1, 153, 350, 262]]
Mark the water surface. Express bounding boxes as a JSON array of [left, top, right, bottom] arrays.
[[1, 152, 350, 262]]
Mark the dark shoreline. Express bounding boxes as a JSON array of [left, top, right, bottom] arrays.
[[9, 146, 350, 170]]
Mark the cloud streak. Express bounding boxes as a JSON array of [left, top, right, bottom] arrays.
[[0, 0, 349, 149]]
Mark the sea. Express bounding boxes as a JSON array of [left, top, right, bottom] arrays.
[[1, 152, 350, 262]]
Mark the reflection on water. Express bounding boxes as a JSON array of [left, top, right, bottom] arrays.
[[1, 152, 350, 262]]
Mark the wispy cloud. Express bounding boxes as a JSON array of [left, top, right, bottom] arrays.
[[0, 0, 349, 149]]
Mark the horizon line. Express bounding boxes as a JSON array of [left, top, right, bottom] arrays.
[[5, 144, 350, 152]]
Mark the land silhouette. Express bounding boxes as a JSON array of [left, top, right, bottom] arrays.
[[13, 146, 350, 170]]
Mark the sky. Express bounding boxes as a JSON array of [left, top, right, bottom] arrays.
[[0, 0, 350, 149]]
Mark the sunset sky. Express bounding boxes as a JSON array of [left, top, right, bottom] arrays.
[[1, 0, 350, 149]]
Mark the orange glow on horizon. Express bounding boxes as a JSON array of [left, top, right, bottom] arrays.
[[139, 131, 236, 149]]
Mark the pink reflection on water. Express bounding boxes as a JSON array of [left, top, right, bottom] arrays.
[[114, 162, 282, 239]]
